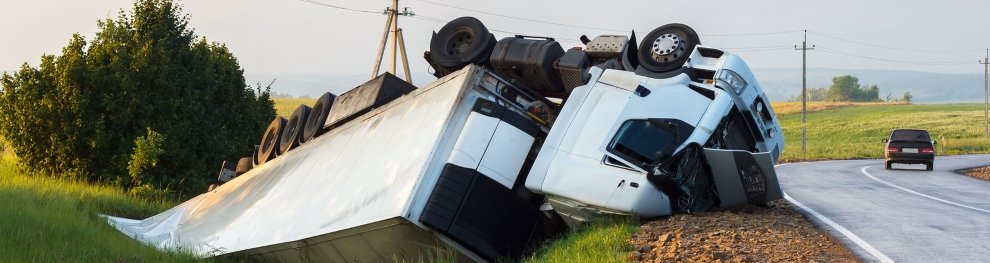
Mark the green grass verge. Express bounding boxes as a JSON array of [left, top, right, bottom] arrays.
[[523, 216, 639, 263], [778, 103, 990, 162], [0, 155, 211, 262]]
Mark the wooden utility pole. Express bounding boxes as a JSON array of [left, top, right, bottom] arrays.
[[982, 49, 989, 138], [795, 30, 815, 154], [371, 0, 413, 82]]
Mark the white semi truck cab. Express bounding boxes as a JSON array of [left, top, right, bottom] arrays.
[[427, 19, 785, 227], [525, 47, 784, 227]]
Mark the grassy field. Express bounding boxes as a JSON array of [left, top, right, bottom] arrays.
[[273, 97, 317, 117], [774, 102, 990, 162], [0, 150, 211, 262]]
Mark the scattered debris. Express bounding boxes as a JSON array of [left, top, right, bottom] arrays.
[[629, 200, 859, 263]]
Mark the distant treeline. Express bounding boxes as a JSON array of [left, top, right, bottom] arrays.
[[791, 75, 912, 103]]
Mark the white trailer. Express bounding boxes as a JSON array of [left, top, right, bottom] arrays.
[[106, 65, 554, 262]]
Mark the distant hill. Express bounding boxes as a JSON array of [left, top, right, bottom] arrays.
[[754, 68, 986, 103]]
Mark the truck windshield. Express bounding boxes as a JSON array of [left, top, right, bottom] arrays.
[[608, 119, 688, 168]]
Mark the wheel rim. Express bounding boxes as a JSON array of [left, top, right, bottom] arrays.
[[446, 28, 474, 56], [650, 33, 685, 62]]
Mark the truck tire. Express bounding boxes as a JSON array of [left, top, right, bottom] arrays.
[[429, 17, 496, 70], [637, 23, 700, 73], [303, 92, 336, 143], [279, 105, 311, 154], [258, 117, 287, 165], [235, 156, 253, 175], [251, 145, 261, 166]]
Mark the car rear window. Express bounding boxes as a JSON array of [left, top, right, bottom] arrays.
[[890, 130, 931, 142]]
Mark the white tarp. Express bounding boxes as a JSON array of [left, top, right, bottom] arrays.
[[106, 72, 470, 256]]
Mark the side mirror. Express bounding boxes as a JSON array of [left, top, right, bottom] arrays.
[[881, 139, 888, 143], [932, 140, 938, 145]]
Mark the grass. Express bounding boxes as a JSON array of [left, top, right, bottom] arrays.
[[523, 216, 640, 263], [773, 102, 990, 162], [273, 97, 317, 117], [771, 101, 906, 115], [0, 152, 212, 262]]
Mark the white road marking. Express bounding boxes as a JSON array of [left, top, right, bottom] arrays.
[[860, 166, 990, 214], [784, 193, 894, 263]]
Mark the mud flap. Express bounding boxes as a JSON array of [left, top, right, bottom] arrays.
[[702, 148, 783, 207]]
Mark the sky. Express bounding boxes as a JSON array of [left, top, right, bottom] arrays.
[[3, 0, 990, 80]]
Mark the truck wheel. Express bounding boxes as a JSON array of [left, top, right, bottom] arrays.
[[637, 23, 700, 73], [279, 104, 311, 154], [235, 156, 253, 176], [251, 145, 261, 166], [429, 17, 496, 70], [303, 92, 335, 143], [258, 117, 287, 164]]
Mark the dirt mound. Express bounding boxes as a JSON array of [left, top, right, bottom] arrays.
[[629, 201, 858, 262]]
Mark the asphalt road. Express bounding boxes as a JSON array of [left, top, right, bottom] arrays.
[[778, 155, 990, 263]]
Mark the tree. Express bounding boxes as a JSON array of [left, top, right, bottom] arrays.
[[860, 84, 880, 102], [903, 91, 913, 104], [826, 75, 859, 101], [824, 75, 880, 102], [0, 0, 275, 197]]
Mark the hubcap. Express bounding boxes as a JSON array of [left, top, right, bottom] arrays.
[[651, 33, 684, 62], [448, 30, 474, 55]]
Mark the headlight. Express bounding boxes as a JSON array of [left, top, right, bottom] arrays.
[[718, 69, 748, 94]]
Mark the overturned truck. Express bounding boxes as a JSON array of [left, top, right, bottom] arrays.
[[106, 17, 784, 262]]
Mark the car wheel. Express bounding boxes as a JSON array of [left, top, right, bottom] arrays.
[[429, 17, 496, 71], [926, 161, 933, 171], [279, 104, 311, 154], [884, 161, 891, 170], [258, 117, 287, 165], [637, 23, 701, 73]]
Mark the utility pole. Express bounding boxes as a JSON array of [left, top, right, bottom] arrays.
[[981, 49, 989, 138], [371, 0, 413, 82], [795, 30, 815, 154]]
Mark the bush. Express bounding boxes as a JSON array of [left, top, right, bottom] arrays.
[[0, 0, 275, 197], [128, 128, 165, 188]]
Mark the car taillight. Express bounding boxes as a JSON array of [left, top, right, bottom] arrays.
[[887, 146, 899, 152], [921, 147, 934, 153]]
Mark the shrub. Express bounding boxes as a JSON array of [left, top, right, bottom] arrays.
[[0, 0, 275, 197]]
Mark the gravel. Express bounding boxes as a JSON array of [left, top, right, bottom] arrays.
[[628, 200, 859, 262], [959, 166, 990, 181]]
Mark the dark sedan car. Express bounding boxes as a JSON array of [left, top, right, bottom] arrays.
[[883, 129, 936, 171]]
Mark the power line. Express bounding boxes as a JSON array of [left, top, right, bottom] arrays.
[[415, 0, 628, 33], [298, 0, 382, 14], [408, 14, 584, 45], [809, 31, 984, 53], [728, 47, 794, 53], [818, 46, 972, 65], [701, 30, 803, 37]]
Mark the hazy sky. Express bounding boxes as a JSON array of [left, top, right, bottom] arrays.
[[3, 0, 990, 79]]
